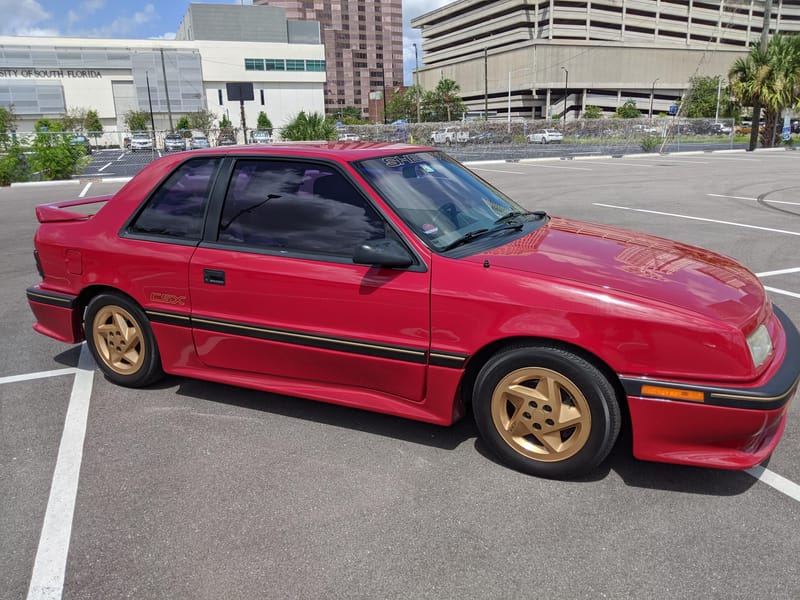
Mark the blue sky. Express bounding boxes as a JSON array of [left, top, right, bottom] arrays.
[[0, 0, 452, 84]]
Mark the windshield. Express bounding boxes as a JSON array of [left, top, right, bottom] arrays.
[[353, 151, 530, 251]]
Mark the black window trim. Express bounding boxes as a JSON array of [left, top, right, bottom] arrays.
[[120, 155, 224, 245], [199, 155, 429, 273]]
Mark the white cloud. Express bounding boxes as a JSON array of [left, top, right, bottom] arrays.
[[402, 0, 453, 84], [0, 0, 52, 36], [89, 3, 156, 37], [149, 31, 177, 40]]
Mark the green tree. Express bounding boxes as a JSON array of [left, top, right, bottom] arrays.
[[125, 110, 150, 132], [0, 142, 29, 185], [85, 110, 103, 134], [384, 86, 417, 122], [615, 99, 640, 118], [335, 106, 364, 122], [175, 115, 192, 137], [730, 34, 800, 147], [435, 78, 464, 122], [583, 105, 603, 119], [61, 107, 87, 132], [257, 111, 273, 130], [187, 109, 217, 134], [30, 129, 86, 181], [85, 109, 103, 147], [682, 75, 734, 118], [0, 106, 18, 150], [281, 111, 337, 141]]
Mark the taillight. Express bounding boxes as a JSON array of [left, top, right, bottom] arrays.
[[34, 249, 43, 278]]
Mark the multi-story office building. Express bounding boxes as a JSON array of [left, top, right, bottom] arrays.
[[412, 0, 800, 120], [0, 3, 325, 137], [256, 0, 404, 119]]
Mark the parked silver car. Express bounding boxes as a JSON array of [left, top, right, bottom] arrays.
[[130, 133, 154, 152], [163, 133, 187, 152], [190, 135, 210, 149]]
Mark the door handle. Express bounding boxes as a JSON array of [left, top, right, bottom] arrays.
[[203, 268, 226, 285]]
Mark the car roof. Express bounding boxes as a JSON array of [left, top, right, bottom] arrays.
[[176, 141, 433, 161]]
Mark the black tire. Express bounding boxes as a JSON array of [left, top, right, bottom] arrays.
[[84, 293, 164, 388], [473, 344, 621, 479]]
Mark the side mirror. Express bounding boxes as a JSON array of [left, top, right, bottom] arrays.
[[353, 238, 414, 268]]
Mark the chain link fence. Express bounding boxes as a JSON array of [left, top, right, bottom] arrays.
[[2, 117, 769, 184]]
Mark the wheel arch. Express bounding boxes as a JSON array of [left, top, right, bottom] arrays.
[[459, 336, 628, 415], [74, 286, 148, 341]]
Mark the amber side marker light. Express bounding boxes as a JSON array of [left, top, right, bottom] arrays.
[[641, 385, 705, 403]]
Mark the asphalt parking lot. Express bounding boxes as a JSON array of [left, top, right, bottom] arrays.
[[2, 148, 799, 600]]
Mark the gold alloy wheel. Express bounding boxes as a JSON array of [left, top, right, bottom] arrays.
[[91, 304, 145, 376], [490, 367, 592, 462]]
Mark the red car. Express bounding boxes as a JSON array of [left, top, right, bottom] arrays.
[[26, 143, 799, 479]]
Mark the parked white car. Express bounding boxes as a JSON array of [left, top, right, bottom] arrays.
[[338, 133, 361, 142], [130, 132, 154, 152], [251, 130, 273, 144], [430, 127, 470, 145], [526, 129, 564, 144]]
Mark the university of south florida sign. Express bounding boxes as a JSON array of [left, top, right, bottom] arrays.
[[0, 69, 102, 78]]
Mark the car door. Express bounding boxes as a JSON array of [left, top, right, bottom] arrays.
[[188, 157, 431, 402]]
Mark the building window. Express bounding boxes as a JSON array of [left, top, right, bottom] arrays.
[[286, 59, 305, 71], [218, 89, 223, 105], [306, 59, 326, 72], [265, 59, 286, 71], [245, 58, 265, 71]]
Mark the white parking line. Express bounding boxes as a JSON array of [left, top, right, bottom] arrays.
[[763, 286, 800, 300], [26, 344, 95, 600], [97, 162, 112, 172], [116, 153, 125, 161], [756, 267, 800, 277], [0, 367, 77, 385], [746, 466, 800, 502], [636, 157, 711, 164], [591, 161, 655, 168], [702, 156, 761, 161], [78, 183, 92, 198], [470, 167, 525, 175], [707, 193, 800, 207], [521, 163, 592, 171], [594, 203, 800, 236]]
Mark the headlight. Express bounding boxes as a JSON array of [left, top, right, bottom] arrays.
[[747, 324, 773, 368]]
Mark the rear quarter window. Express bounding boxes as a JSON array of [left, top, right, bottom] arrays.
[[128, 157, 220, 240]]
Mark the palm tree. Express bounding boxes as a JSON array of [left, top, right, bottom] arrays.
[[281, 111, 337, 141], [435, 78, 462, 122], [730, 34, 800, 147]]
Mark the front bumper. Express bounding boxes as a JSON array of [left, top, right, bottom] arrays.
[[622, 306, 799, 469]]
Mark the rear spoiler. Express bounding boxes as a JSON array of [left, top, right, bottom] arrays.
[[35, 195, 114, 223]]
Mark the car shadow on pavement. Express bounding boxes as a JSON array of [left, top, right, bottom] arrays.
[[472, 419, 761, 495], [602, 431, 760, 496], [53, 350, 765, 493]]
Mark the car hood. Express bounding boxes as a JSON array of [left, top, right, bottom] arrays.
[[477, 217, 766, 329]]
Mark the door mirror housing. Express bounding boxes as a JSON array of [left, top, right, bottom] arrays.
[[353, 239, 414, 268]]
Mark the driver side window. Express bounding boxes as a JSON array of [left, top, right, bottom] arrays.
[[217, 160, 387, 258]]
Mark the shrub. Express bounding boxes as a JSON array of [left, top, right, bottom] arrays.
[[0, 143, 30, 185], [640, 134, 660, 152], [29, 131, 87, 181]]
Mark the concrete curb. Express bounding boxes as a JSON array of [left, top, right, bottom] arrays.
[[10, 179, 81, 188]]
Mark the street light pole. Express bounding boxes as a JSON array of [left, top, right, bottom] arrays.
[[484, 47, 488, 120], [381, 64, 387, 124], [145, 71, 156, 141], [413, 43, 421, 123], [649, 77, 659, 122], [561, 66, 568, 131]]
